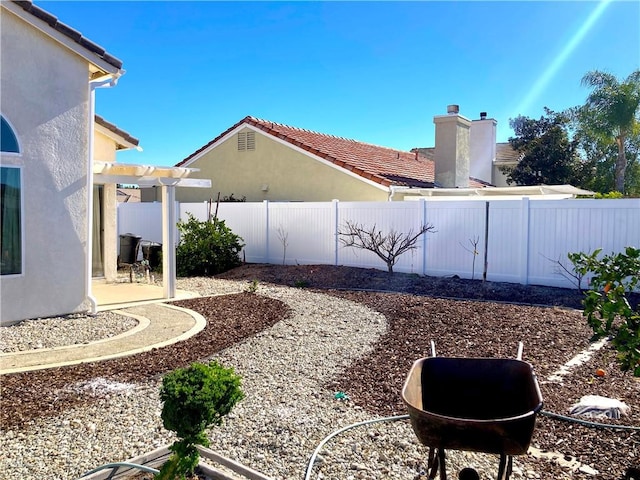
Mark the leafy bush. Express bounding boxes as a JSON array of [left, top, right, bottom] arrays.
[[571, 247, 640, 376], [176, 214, 244, 277], [158, 361, 244, 479], [221, 193, 246, 202], [594, 191, 624, 199]]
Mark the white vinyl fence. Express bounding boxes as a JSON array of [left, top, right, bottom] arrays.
[[118, 198, 640, 289]]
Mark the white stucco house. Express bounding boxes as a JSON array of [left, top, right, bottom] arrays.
[[1, 1, 207, 325]]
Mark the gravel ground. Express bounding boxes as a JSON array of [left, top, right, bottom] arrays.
[[0, 312, 137, 353], [0, 265, 639, 480]]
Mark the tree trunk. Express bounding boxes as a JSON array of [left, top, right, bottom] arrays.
[[615, 135, 627, 193]]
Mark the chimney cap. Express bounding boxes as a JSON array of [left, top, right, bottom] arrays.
[[447, 104, 460, 115], [480, 112, 487, 120]]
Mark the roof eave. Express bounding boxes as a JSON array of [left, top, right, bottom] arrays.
[[4, 1, 124, 76], [94, 116, 141, 151]]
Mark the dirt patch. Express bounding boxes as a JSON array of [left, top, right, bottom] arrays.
[[215, 263, 596, 309]]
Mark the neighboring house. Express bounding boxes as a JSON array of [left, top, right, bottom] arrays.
[[1, 1, 206, 325], [143, 112, 492, 204], [412, 107, 523, 188], [116, 188, 142, 203], [146, 106, 526, 204], [417, 142, 521, 188]]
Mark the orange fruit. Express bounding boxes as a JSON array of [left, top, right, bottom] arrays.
[[604, 283, 612, 293]]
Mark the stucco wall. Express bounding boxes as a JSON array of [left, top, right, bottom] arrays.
[[94, 131, 117, 163], [492, 164, 513, 187], [434, 114, 471, 188], [173, 127, 390, 203], [1, 11, 91, 324]]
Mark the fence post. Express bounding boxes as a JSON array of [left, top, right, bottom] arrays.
[[520, 197, 531, 285], [421, 198, 428, 276], [333, 199, 339, 266], [264, 200, 270, 264], [483, 201, 489, 282]]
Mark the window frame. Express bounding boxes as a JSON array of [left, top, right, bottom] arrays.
[[0, 115, 20, 154], [0, 165, 24, 277]]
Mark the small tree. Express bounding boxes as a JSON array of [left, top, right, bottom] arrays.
[[460, 236, 480, 280], [338, 221, 435, 273], [158, 361, 244, 479], [570, 247, 640, 376], [276, 225, 289, 265], [176, 213, 244, 277]]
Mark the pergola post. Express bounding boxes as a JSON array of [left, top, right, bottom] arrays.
[[161, 182, 177, 298]]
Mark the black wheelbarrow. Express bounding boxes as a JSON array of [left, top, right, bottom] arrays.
[[401, 342, 543, 480]]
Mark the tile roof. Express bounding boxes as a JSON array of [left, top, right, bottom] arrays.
[[95, 115, 139, 148], [495, 142, 522, 164], [178, 116, 436, 188], [9, 1, 123, 70]]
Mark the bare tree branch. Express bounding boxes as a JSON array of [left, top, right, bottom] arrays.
[[276, 225, 289, 266], [540, 253, 585, 291], [459, 236, 480, 280], [338, 221, 436, 273]]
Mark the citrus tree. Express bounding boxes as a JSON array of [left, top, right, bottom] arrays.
[[571, 247, 640, 376]]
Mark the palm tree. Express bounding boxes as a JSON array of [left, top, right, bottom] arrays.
[[581, 70, 640, 193]]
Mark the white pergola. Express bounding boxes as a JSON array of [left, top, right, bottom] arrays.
[[93, 161, 210, 298]]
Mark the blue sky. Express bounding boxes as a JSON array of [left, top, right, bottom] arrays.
[[40, 1, 639, 167]]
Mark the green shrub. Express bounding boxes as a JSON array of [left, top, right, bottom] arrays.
[[594, 191, 624, 199], [158, 361, 244, 479], [571, 247, 640, 376], [176, 214, 244, 277]]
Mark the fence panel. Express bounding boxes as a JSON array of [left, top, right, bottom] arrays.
[[117, 202, 164, 248], [215, 202, 269, 263], [423, 201, 488, 279], [527, 199, 640, 288], [265, 202, 336, 266], [485, 200, 525, 284]]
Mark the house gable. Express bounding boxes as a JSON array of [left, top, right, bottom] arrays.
[[174, 122, 392, 203]]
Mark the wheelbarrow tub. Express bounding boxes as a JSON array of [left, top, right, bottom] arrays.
[[402, 357, 543, 456]]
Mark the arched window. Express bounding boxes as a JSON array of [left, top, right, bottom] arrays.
[[1, 115, 22, 275], [1, 115, 20, 153]]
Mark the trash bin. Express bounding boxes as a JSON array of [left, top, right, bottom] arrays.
[[141, 241, 162, 269], [119, 234, 142, 265]]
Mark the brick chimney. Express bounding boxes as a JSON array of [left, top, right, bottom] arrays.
[[470, 112, 497, 184], [434, 105, 471, 188]]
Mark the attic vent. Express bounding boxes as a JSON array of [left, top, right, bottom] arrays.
[[246, 131, 255, 150], [237, 131, 256, 151]]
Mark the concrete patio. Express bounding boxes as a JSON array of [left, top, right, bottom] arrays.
[[92, 280, 198, 311]]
